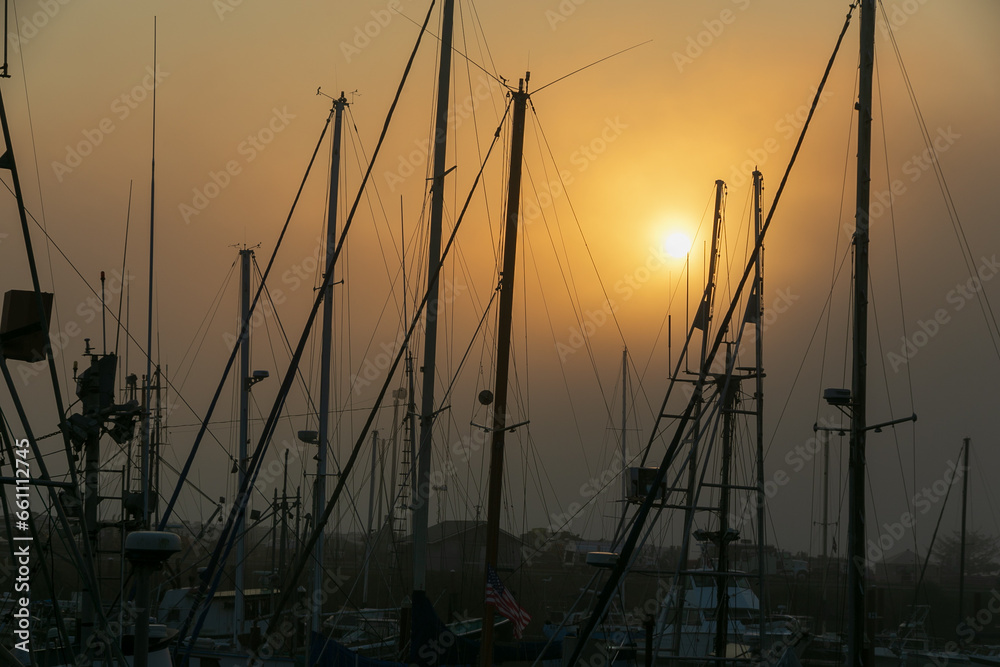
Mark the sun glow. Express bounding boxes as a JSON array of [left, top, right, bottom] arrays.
[[663, 231, 692, 259]]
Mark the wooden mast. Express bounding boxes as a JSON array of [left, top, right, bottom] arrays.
[[480, 74, 530, 667]]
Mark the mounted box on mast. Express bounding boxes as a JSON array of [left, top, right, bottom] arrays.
[[628, 467, 667, 504], [1, 289, 53, 362]]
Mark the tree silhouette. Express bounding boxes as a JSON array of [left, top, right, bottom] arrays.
[[931, 528, 1000, 576]]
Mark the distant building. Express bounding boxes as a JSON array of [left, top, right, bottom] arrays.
[[876, 548, 934, 585], [405, 520, 522, 572]]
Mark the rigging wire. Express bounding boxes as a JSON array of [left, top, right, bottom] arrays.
[[437, 287, 498, 409], [255, 54, 513, 642], [567, 5, 862, 660], [395, 6, 505, 87], [115, 181, 133, 357], [522, 231, 593, 472], [158, 108, 335, 536], [175, 257, 237, 390], [9, 1, 65, 384], [532, 40, 653, 95], [530, 105, 630, 350], [877, 1, 1000, 364]]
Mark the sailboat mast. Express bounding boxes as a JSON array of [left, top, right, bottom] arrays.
[[142, 18, 157, 532], [413, 0, 455, 596], [315, 92, 347, 636], [480, 74, 529, 667], [847, 0, 875, 665], [387, 388, 405, 536], [752, 168, 766, 656], [364, 430, 379, 604], [235, 246, 252, 646], [672, 179, 725, 657], [713, 345, 737, 664], [621, 348, 628, 531], [958, 437, 970, 631]]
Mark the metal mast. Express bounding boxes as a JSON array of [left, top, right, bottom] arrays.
[[413, 0, 455, 597], [847, 1, 875, 665], [752, 168, 767, 657], [621, 348, 628, 531], [958, 437, 970, 632], [672, 179, 725, 658], [712, 346, 738, 664], [142, 19, 157, 532], [234, 247, 252, 646], [314, 92, 347, 636], [480, 74, 530, 667]]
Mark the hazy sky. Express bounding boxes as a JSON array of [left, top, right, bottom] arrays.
[[2, 0, 999, 561]]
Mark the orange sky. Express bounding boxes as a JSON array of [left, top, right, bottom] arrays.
[[2, 0, 999, 561]]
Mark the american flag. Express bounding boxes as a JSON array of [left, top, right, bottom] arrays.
[[485, 564, 530, 639]]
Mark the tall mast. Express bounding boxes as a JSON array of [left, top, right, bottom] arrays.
[[621, 348, 628, 532], [847, 1, 875, 666], [752, 168, 766, 657], [314, 92, 347, 637], [234, 247, 252, 646], [713, 345, 738, 664], [364, 430, 379, 604], [958, 437, 970, 632], [387, 387, 405, 537], [406, 354, 417, 532], [822, 431, 830, 561], [412, 0, 455, 597], [672, 179, 725, 657], [142, 17, 157, 532], [480, 74, 530, 667]]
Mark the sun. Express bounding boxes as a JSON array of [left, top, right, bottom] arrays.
[[663, 231, 692, 259]]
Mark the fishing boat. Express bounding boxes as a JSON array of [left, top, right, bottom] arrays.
[[873, 607, 971, 667]]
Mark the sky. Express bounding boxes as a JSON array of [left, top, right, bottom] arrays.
[[2, 0, 1000, 565]]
